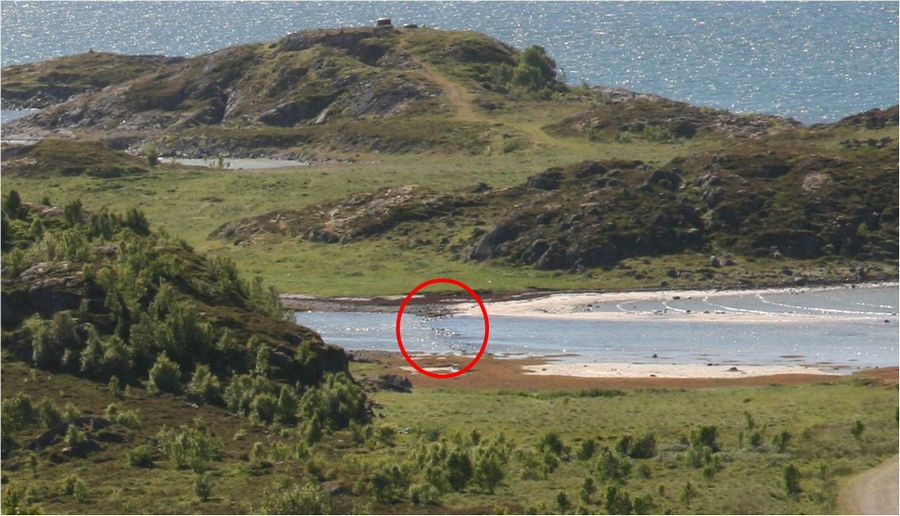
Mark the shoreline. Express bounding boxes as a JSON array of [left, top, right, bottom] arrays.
[[350, 350, 898, 391], [283, 281, 899, 324]]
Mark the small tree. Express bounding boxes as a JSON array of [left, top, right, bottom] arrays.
[[784, 464, 801, 495], [604, 486, 632, 514], [851, 420, 865, 441], [189, 365, 223, 405], [128, 444, 155, 468], [773, 431, 791, 453], [681, 481, 697, 508], [447, 449, 473, 491], [147, 353, 182, 394], [577, 438, 597, 460], [579, 477, 596, 505], [64, 199, 84, 226], [538, 431, 566, 457], [556, 491, 571, 513], [195, 472, 213, 501], [473, 450, 504, 494]]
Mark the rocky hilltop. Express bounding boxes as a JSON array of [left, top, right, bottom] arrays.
[[3, 26, 804, 158]]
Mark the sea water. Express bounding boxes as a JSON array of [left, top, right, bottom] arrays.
[[2, 1, 898, 123], [294, 286, 899, 371]]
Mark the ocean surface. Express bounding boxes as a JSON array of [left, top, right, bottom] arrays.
[[2, 1, 898, 123], [294, 286, 899, 371]]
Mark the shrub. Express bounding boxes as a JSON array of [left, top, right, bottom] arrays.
[[30, 319, 63, 368], [409, 482, 440, 505], [538, 431, 566, 457], [275, 387, 298, 425], [157, 425, 219, 472], [681, 481, 698, 507], [556, 491, 571, 513], [604, 486, 632, 514], [224, 374, 273, 416], [65, 425, 86, 447], [2, 484, 40, 514], [370, 464, 410, 503], [784, 464, 802, 495], [691, 426, 720, 452], [105, 404, 142, 429], [446, 449, 473, 491], [195, 472, 213, 501], [773, 431, 792, 452], [851, 420, 865, 440], [473, 449, 504, 493], [576, 438, 597, 460], [749, 431, 764, 448], [298, 372, 367, 430], [147, 353, 182, 394], [579, 477, 596, 505], [517, 449, 544, 480], [376, 425, 397, 447], [597, 449, 631, 482], [633, 495, 654, 514], [108, 376, 123, 397], [129, 444, 155, 467], [64, 199, 84, 226], [188, 364, 223, 405], [251, 393, 279, 425], [63, 475, 89, 502], [2, 393, 38, 432], [617, 433, 657, 459], [261, 482, 333, 514]]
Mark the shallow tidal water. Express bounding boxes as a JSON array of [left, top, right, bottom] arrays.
[[294, 286, 899, 372]]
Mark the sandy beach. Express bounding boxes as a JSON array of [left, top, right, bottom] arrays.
[[350, 350, 898, 391], [449, 282, 899, 323]]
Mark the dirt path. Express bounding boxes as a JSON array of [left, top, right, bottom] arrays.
[[840, 455, 899, 515]]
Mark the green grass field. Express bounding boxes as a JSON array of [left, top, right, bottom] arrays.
[[3, 357, 896, 514]]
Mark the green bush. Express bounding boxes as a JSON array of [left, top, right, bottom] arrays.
[[195, 472, 213, 501], [773, 431, 792, 452], [36, 399, 63, 428], [298, 372, 367, 430], [2, 484, 41, 514], [784, 464, 802, 495], [576, 438, 597, 460], [224, 374, 273, 416], [251, 392, 279, 425], [147, 353, 182, 394], [538, 431, 566, 457], [157, 425, 219, 472], [261, 482, 333, 514], [556, 491, 572, 513], [128, 444, 155, 467], [446, 449, 473, 491], [2, 393, 38, 433], [579, 477, 596, 505], [604, 486, 632, 514], [473, 449, 504, 493], [409, 482, 441, 505], [691, 425, 720, 452], [188, 365, 223, 405], [617, 433, 657, 459], [370, 464, 410, 503], [597, 449, 631, 482]]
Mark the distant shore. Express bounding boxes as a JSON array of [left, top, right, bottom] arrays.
[[283, 281, 899, 320]]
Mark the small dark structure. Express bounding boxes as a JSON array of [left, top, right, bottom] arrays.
[[376, 18, 392, 27], [403, 23, 419, 29]]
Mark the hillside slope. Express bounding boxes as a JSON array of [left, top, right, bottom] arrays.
[[217, 118, 898, 284]]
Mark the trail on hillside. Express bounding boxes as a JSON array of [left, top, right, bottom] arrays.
[[398, 36, 579, 152], [840, 455, 899, 515]]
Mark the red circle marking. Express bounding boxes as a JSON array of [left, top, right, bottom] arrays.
[[395, 278, 490, 379]]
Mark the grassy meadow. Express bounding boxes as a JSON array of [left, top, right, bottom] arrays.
[[2, 357, 896, 514]]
